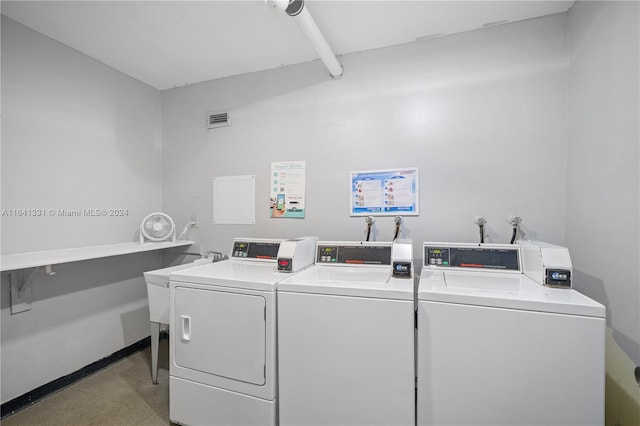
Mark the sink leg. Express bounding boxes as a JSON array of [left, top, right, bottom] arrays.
[[150, 321, 160, 384]]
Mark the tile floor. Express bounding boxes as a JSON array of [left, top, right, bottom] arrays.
[[2, 339, 173, 426]]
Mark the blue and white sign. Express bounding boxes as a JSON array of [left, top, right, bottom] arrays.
[[350, 168, 419, 216]]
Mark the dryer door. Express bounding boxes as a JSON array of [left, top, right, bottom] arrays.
[[173, 286, 266, 385]]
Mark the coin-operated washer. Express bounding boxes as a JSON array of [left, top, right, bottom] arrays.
[[168, 236, 317, 426], [417, 242, 605, 426], [277, 240, 415, 426]]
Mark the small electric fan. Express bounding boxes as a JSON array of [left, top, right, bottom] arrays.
[[140, 212, 176, 244]]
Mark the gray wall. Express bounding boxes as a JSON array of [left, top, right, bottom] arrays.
[[161, 13, 569, 264], [2, 0, 639, 410], [1, 17, 163, 253], [1, 17, 164, 403], [566, 0, 640, 367]]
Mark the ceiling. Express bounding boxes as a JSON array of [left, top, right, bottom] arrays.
[[2, 1, 575, 90]]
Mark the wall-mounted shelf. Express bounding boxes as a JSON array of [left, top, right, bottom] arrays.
[[1, 241, 194, 315], [0, 241, 194, 272]]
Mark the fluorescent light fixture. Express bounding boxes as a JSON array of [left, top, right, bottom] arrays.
[[267, 0, 343, 79]]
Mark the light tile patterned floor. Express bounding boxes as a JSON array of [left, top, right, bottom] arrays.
[[3, 339, 172, 426]]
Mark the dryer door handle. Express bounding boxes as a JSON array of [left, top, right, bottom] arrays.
[[180, 315, 191, 342]]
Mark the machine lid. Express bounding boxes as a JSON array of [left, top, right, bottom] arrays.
[[170, 260, 289, 291], [418, 270, 605, 318], [277, 265, 413, 300]]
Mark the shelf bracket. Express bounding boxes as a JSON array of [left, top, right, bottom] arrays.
[[10, 267, 39, 315], [45, 264, 56, 275]]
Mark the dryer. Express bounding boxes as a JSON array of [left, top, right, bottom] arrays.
[[417, 242, 605, 426], [277, 240, 415, 426], [168, 237, 317, 426]]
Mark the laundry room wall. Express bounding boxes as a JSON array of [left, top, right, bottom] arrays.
[[1, 17, 165, 403], [161, 13, 569, 264], [566, 2, 640, 424]]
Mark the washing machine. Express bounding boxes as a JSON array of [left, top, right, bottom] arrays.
[[277, 240, 415, 426], [417, 242, 605, 426], [168, 236, 317, 426]]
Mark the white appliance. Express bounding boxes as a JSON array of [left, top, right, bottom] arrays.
[[277, 240, 415, 426], [417, 242, 605, 426], [140, 212, 176, 243], [168, 237, 317, 426], [143, 258, 212, 384]]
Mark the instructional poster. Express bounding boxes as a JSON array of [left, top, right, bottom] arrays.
[[270, 161, 306, 219], [350, 167, 419, 216]]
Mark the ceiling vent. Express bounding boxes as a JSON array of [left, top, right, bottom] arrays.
[[207, 112, 231, 129]]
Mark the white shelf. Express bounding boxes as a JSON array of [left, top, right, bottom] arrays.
[[0, 241, 194, 272]]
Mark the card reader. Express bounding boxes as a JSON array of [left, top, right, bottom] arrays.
[[519, 240, 572, 288], [277, 236, 319, 273]]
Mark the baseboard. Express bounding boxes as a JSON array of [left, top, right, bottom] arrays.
[[1, 336, 153, 419]]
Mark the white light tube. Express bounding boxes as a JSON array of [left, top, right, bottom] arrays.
[[292, 6, 343, 78], [266, 0, 343, 78]]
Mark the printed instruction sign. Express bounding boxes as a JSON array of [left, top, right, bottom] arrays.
[[350, 167, 419, 216], [270, 161, 306, 219]]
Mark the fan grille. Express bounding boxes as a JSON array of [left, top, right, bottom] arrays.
[[141, 213, 175, 242]]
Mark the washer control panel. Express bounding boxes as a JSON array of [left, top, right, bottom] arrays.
[[232, 240, 281, 260], [426, 247, 450, 266], [424, 244, 520, 272], [316, 244, 392, 265]]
